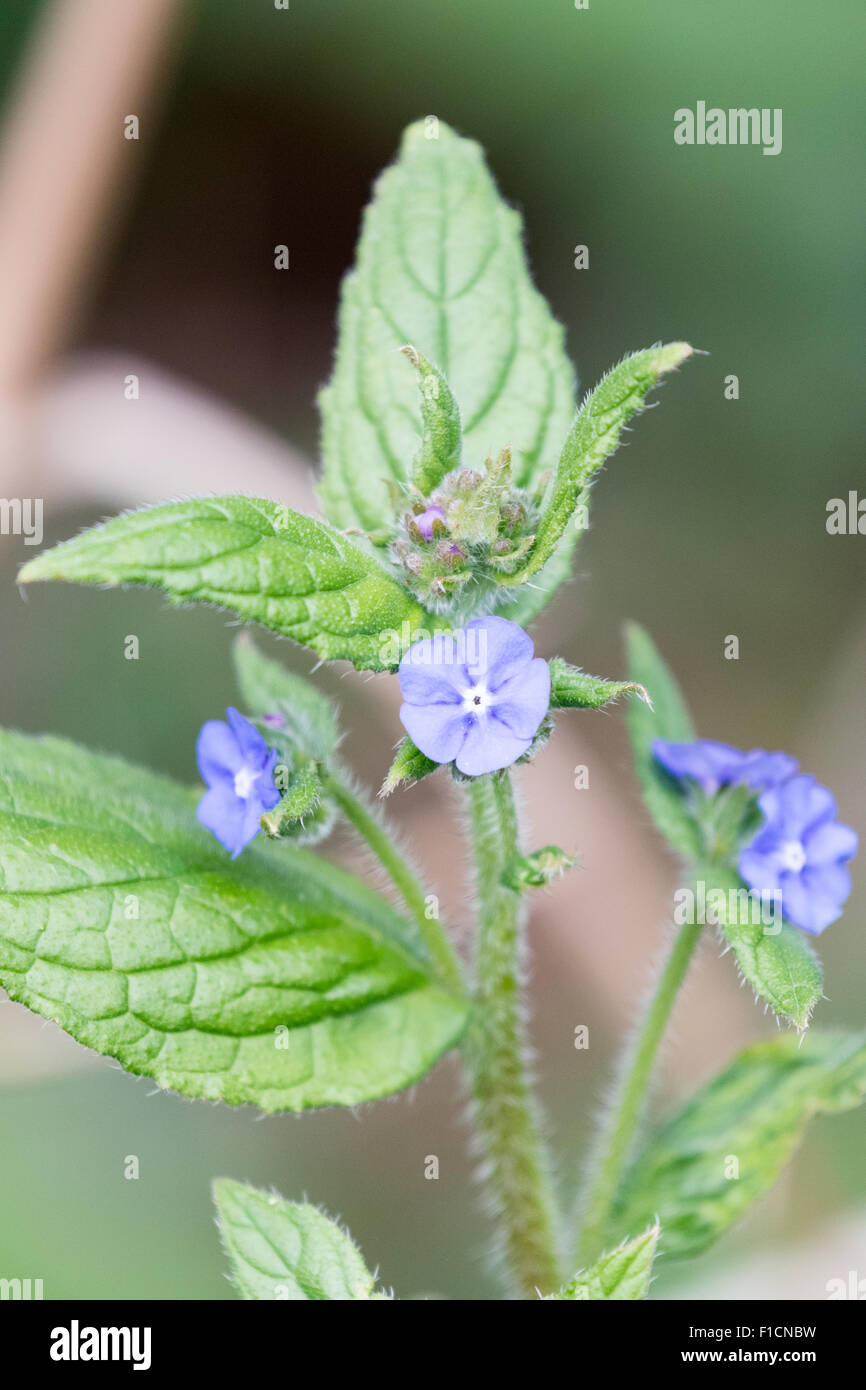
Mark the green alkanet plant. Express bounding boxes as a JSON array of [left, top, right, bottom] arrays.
[[6, 122, 863, 1301]]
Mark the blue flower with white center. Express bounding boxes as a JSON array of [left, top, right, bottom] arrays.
[[738, 774, 858, 934], [652, 739, 798, 796], [196, 707, 281, 857], [398, 615, 550, 777]]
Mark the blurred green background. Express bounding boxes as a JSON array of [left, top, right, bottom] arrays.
[[0, 0, 863, 1299]]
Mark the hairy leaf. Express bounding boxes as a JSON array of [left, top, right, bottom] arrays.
[[612, 1032, 866, 1260], [547, 1226, 659, 1300], [0, 730, 467, 1110], [549, 657, 652, 711], [401, 345, 462, 495], [625, 622, 703, 859], [213, 1179, 383, 1300], [503, 344, 694, 586], [380, 736, 438, 796], [19, 497, 425, 672], [318, 120, 575, 534], [697, 864, 822, 1029]]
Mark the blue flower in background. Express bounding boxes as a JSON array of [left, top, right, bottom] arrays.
[[398, 615, 550, 777], [652, 738, 798, 796], [739, 774, 858, 934], [196, 707, 281, 857]]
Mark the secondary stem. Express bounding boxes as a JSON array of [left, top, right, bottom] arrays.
[[325, 771, 463, 991], [575, 917, 702, 1265], [462, 771, 562, 1299]]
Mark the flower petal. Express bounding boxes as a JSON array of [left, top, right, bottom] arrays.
[[226, 706, 271, 769], [463, 616, 533, 689], [454, 714, 532, 776], [737, 749, 799, 789], [259, 749, 282, 813], [197, 782, 250, 856], [651, 739, 742, 793], [804, 819, 859, 866], [759, 774, 837, 839], [491, 658, 551, 738], [398, 633, 467, 705], [780, 866, 849, 935], [739, 841, 785, 893], [399, 702, 468, 764], [196, 719, 245, 784]]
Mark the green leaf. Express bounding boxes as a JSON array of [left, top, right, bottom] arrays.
[[233, 634, 338, 761], [611, 1032, 866, 1261], [625, 622, 703, 859], [213, 1179, 384, 1300], [18, 497, 426, 673], [696, 864, 822, 1029], [546, 1226, 659, 1300], [380, 736, 438, 796], [401, 345, 462, 495], [502, 344, 694, 587], [500, 526, 581, 628], [0, 729, 468, 1110], [318, 119, 575, 534], [549, 656, 653, 711]]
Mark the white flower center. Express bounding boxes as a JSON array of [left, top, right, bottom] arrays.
[[779, 839, 806, 873], [233, 764, 260, 801], [461, 680, 494, 715]]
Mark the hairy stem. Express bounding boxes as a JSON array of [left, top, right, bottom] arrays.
[[462, 771, 561, 1298], [575, 918, 702, 1265], [325, 771, 463, 991]]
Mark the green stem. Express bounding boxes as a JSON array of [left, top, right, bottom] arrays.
[[462, 771, 562, 1299], [325, 771, 463, 991], [575, 917, 702, 1265]]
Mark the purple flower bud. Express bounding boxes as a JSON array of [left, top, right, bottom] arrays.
[[412, 505, 446, 540], [398, 615, 550, 776], [739, 774, 858, 934], [196, 707, 281, 857]]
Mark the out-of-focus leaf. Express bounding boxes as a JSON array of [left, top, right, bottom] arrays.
[[611, 1032, 866, 1260]]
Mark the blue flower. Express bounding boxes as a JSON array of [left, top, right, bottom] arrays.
[[652, 739, 798, 796], [738, 774, 858, 934], [196, 707, 281, 857], [398, 615, 550, 777]]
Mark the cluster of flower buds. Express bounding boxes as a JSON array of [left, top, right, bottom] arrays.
[[390, 447, 540, 607]]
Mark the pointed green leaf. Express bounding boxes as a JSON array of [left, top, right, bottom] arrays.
[[380, 736, 438, 796], [547, 1226, 659, 1300], [213, 1180, 384, 1300], [18, 497, 426, 672], [611, 1032, 866, 1261], [401, 345, 462, 495], [697, 865, 822, 1029], [500, 527, 582, 628], [504, 344, 694, 587], [0, 730, 468, 1110], [625, 622, 703, 859], [318, 120, 575, 533], [233, 634, 339, 761], [549, 657, 653, 711]]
